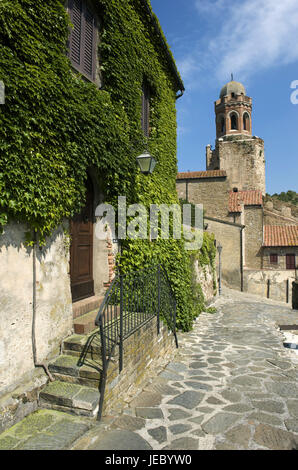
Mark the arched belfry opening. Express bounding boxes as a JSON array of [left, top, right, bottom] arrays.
[[230, 113, 238, 131], [243, 112, 250, 132], [220, 117, 225, 134]]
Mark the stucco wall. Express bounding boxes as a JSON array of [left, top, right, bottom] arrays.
[[176, 178, 230, 220], [243, 206, 263, 269], [243, 269, 295, 304], [0, 221, 73, 393], [205, 218, 242, 290]]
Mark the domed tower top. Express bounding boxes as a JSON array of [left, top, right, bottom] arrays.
[[215, 77, 252, 139], [220, 80, 246, 99]]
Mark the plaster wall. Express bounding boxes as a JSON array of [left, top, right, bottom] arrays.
[[205, 219, 242, 290], [243, 269, 295, 304], [0, 222, 73, 393]]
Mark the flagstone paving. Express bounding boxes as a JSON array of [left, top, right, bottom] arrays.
[[73, 288, 298, 450], [1, 287, 298, 450]]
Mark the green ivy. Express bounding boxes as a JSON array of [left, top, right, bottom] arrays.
[[0, 0, 214, 331]]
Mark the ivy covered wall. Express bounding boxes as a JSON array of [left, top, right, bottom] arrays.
[[0, 0, 214, 331]]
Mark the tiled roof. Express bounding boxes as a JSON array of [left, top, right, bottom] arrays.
[[177, 170, 227, 180], [229, 190, 263, 212], [263, 225, 298, 247]]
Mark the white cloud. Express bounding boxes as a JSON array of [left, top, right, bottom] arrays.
[[190, 0, 298, 82]]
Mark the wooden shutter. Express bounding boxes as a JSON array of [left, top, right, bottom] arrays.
[[82, 4, 96, 79], [286, 254, 296, 270], [68, 0, 96, 81], [69, 0, 83, 67], [270, 254, 278, 264]]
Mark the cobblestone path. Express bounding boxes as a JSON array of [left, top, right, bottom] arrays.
[[73, 288, 298, 450], [1, 288, 297, 450]]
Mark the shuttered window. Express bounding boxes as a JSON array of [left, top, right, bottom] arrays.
[[270, 254, 278, 264], [141, 82, 150, 138], [68, 0, 97, 81], [286, 254, 296, 270]]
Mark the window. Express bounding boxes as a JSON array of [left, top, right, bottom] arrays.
[[68, 0, 97, 81], [270, 254, 278, 264], [230, 113, 238, 130], [286, 254, 296, 270], [243, 113, 250, 131], [141, 82, 150, 137], [220, 117, 225, 134]]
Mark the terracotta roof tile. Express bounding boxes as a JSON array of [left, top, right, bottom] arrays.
[[229, 190, 263, 212], [263, 225, 298, 247], [177, 170, 227, 180]]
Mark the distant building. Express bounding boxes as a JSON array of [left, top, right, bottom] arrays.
[[177, 79, 298, 302]]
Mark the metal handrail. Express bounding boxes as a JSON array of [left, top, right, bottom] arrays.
[[95, 264, 178, 420]]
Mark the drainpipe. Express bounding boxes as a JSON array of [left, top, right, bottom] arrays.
[[240, 226, 244, 292], [32, 234, 54, 381]]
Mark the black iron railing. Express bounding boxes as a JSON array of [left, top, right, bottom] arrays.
[[95, 264, 178, 420]]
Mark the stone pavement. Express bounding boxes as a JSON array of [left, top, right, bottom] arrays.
[[72, 288, 298, 451], [1, 287, 298, 450]]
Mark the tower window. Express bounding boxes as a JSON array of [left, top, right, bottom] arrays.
[[230, 113, 238, 130], [243, 113, 250, 131], [220, 117, 225, 134]]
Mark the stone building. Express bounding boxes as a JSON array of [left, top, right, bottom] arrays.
[[177, 79, 298, 301], [0, 0, 185, 431]]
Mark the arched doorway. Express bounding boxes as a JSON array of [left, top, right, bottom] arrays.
[[70, 175, 95, 302]]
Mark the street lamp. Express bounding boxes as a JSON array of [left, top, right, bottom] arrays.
[[217, 243, 222, 296], [136, 151, 157, 175]]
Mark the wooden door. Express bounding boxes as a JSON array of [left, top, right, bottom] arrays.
[[70, 176, 94, 302]]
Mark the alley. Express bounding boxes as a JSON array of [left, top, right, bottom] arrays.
[[72, 288, 298, 450], [1, 288, 298, 450]]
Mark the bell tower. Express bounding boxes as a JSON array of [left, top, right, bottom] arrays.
[[215, 78, 252, 139], [206, 78, 266, 195]]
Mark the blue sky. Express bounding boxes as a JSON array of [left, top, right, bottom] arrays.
[[150, 0, 298, 195]]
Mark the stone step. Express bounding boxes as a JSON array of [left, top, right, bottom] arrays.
[[39, 380, 100, 418], [48, 355, 101, 386], [72, 295, 105, 320], [62, 332, 102, 360], [73, 309, 99, 335]]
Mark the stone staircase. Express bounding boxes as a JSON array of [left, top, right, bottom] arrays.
[[39, 296, 106, 418]]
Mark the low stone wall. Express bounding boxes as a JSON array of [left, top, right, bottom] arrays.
[[243, 269, 295, 304], [103, 317, 176, 415]]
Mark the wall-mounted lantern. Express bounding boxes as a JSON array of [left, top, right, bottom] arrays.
[[136, 151, 157, 175]]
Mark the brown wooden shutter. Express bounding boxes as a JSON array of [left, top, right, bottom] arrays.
[[286, 254, 296, 270], [270, 254, 278, 264], [69, 0, 83, 67], [68, 0, 96, 81], [82, 4, 96, 79]]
